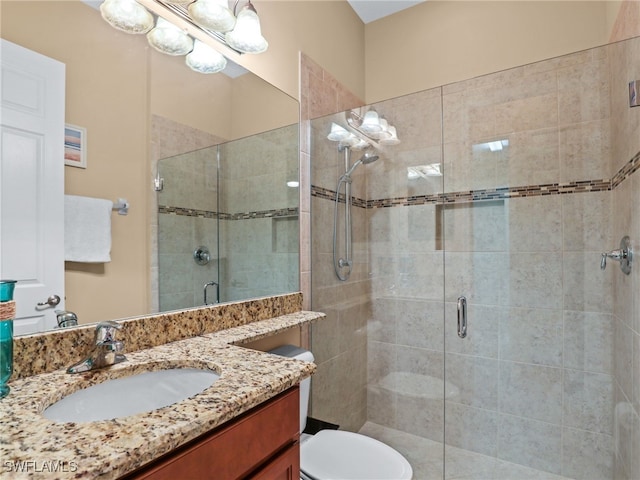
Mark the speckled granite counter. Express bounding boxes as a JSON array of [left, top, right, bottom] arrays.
[[0, 309, 323, 479]]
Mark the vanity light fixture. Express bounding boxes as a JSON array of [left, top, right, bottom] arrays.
[[348, 138, 370, 150], [327, 123, 351, 142], [327, 108, 401, 150], [379, 126, 400, 146], [225, 0, 268, 54], [348, 109, 400, 143], [100, 0, 154, 33], [147, 17, 194, 55], [360, 110, 383, 134], [188, 0, 236, 32], [186, 39, 227, 73], [98, 0, 269, 74]]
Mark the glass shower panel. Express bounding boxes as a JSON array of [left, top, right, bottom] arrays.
[[218, 124, 300, 303], [309, 89, 447, 480], [157, 146, 219, 311], [442, 44, 615, 480], [363, 89, 447, 479]]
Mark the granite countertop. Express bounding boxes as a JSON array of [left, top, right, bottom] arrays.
[[0, 311, 321, 479]]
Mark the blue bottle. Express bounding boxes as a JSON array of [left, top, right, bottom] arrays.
[[0, 280, 17, 399]]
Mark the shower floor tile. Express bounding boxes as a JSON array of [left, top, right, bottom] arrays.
[[358, 422, 575, 480]]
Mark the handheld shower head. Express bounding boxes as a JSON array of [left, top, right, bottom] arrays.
[[344, 151, 379, 177], [360, 151, 379, 165]]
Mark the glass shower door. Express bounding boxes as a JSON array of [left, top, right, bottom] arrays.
[[157, 145, 220, 311], [442, 45, 615, 480]]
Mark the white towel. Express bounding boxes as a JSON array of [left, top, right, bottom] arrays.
[[64, 195, 113, 263]]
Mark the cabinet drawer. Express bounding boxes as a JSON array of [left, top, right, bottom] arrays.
[[126, 387, 299, 480]]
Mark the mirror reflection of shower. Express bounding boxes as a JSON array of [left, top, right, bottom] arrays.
[[327, 108, 400, 281], [333, 146, 379, 281]]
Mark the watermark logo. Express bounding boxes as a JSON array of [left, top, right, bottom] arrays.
[[3, 460, 78, 473]]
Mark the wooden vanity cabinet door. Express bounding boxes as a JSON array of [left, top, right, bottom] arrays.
[[125, 387, 299, 480], [251, 443, 299, 480]]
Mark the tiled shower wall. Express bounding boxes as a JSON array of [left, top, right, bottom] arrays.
[[609, 37, 640, 480], [310, 36, 640, 479], [157, 145, 219, 311], [301, 53, 371, 431], [219, 125, 300, 302]]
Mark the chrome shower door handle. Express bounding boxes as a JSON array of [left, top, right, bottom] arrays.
[[457, 296, 467, 339]]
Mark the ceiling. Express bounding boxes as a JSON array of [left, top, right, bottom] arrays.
[[347, 0, 426, 24]]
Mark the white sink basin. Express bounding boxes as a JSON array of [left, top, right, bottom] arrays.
[[43, 368, 220, 423]]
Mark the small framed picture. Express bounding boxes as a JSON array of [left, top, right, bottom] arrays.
[[64, 124, 87, 168]]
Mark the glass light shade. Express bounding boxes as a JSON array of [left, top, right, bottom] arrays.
[[360, 110, 382, 134], [188, 0, 236, 33], [377, 118, 392, 140], [327, 123, 351, 141], [380, 126, 400, 146], [186, 40, 227, 74], [349, 138, 370, 150], [147, 17, 194, 56], [225, 6, 268, 54], [100, 0, 154, 34]]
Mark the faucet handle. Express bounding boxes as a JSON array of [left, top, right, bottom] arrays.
[[94, 320, 122, 344]]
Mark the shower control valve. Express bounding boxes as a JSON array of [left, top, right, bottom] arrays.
[[601, 236, 632, 275]]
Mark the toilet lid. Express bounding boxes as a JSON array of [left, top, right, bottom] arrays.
[[300, 430, 413, 480]]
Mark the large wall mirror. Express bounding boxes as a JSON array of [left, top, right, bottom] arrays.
[[1, 1, 299, 334]]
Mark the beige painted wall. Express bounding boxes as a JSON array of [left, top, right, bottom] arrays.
[[230, 72, 299, 139], [364, 1, 610, 102], [149, 45, 298, 140], [227, 0, 366, 101], [2, 1, 152, 324]]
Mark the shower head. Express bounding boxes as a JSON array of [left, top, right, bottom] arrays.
[[360, 151, 379, 165], [344, 151, 379, 177]]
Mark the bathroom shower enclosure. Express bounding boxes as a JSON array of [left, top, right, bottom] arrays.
[[310, 36, 639, 480], [156, 124, 300, 311]]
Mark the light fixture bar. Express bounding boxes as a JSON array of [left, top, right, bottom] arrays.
[[343, 110, 384, 149], [137, 0, 243, 57]]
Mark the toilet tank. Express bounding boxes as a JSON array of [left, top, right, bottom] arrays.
[[268, 345, 314, 433]]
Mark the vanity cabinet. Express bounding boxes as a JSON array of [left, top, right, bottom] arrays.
[[124, 387, 300, 480]]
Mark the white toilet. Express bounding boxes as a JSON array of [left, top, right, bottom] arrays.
[[269, 345, 413, 480]]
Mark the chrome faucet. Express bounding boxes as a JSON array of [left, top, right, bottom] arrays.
[[67, 321, 127, 374]]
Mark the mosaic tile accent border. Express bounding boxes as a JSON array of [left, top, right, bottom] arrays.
[[612, 149, 640, 189], [313, 150, 640, 208], [159, 205, 299, 220], [309, 185, 368, 208]]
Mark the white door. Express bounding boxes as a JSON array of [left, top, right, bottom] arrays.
[[0, 39, 65, 335]]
